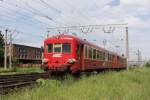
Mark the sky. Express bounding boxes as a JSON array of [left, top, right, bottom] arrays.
[[0, 0, 150, 60]]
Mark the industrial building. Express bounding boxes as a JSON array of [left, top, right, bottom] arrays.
[[7, 44, 42, 67]]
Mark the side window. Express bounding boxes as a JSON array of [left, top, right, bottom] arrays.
[[93, 49, 96, 60], [46, 44, 53, 53], [96, 50, 100, 60], [99, 51, 102, 61], [89, 47, 93, 59], [105, 53, 108, 61], [84, 45, 88, 59], [108, 54, 110, 61], [103, 52, 105, 61], [77, 44, 80, 56], [110, 54, 112, 61]]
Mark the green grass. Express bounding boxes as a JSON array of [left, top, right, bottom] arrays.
[[1, 67, 150, 100], [0, 67, 44, 75], [0, 68, 14, 74], [14, 67, 44, 73]]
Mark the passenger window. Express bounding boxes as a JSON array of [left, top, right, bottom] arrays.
[[105, 53, 108, 61], [96, 50, 100, 60], [62, 43, 71, 53], [108, 54, 110, 61], [103, 53, 105, 61], [54, 43, 61, 52], [47, 44, 53, 53], [93, 49, 96, 60], [77, 44, 80, 56], [84, 46, 88, 59], [99, 52, 102, 60], [89, 48, 93, 59]]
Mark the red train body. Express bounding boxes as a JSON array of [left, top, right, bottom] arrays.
[[43, 34, 127, 73]]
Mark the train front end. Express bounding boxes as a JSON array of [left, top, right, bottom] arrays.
[[42, 35, 76, 72]]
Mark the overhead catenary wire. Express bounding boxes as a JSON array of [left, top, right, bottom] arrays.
[[0, 4, 49, 27], [39, 0, 62, 14], [0, 0, 58, 27]]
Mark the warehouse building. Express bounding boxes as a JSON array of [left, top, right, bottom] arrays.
[[7, 44, 42, 67]]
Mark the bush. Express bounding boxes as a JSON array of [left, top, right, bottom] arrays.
[[145, 62, 150, 68]]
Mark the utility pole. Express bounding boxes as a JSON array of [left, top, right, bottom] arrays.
[[47, 31, 50, 38], [4, 29, 8, 70], [125, 27, 129, 70], [137, 49, 142, 67], [9, 33, 12, 69]]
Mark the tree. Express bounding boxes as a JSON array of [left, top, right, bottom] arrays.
[[145, 62, 150, 68], [0, 31, 4, 61]]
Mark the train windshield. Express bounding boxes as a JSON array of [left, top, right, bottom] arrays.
[[47, 44, 53, 53], [46, 43, 71, 53], [62, 43, 71, 53], [54, 43, 61, 52]]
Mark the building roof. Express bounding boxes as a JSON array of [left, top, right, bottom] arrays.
[[12, 43, 41, 49]]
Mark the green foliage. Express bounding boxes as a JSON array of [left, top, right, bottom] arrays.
[[0, 67, 44, 75], [2, 67, 150, 100], [12, 58, 19, 66], [0, 68, 14, 74], [14, 67, 44, 73], [36, 79, 46, 86], [145, 62, 150, 67], [11, 58, 19, 71]]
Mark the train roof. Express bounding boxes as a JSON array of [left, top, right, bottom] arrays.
[[45, 34, 122, 57]]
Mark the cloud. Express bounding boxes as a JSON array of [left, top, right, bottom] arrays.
[[0, 0, 150, 59], [120, 0, 150, 8]]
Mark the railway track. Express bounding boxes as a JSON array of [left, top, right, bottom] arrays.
[[0, 72, 51, 94]]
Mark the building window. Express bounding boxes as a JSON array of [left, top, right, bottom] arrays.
[[22, 55, 24, 59], [25, 55, 27, 59], [19, 55, 21, 59], [19, 48, 27, 53]]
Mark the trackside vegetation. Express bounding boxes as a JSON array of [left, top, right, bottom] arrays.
[[1, 67, 150, 100], [0, 67, 44, 75]]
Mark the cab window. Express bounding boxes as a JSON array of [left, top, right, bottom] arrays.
[[62, 43, 71, 53], [54, 43, 61, 52], [47, 44, 53, 53]]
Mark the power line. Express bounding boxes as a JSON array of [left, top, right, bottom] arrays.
[[0, 1, 53, 27], [39, 0, 62, 14], [0, 5, 48, 27], [22, 0, 64, 25]]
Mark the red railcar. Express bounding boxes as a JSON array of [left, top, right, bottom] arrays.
[[43, 34, 126, 74]]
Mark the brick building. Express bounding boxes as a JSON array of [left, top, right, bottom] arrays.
[[7, 44, 42, 67]]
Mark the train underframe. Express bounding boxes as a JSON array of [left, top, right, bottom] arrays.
[[42, 63, 126, 76]]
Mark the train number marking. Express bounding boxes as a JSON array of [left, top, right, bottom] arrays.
[[52, 54, 62, 57]]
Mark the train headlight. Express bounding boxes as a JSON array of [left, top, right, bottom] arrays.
[[43, 58, 49, 64], [68, 58, 76, 64]]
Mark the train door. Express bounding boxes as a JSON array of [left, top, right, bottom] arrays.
[[77, 44, 84, 69]]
